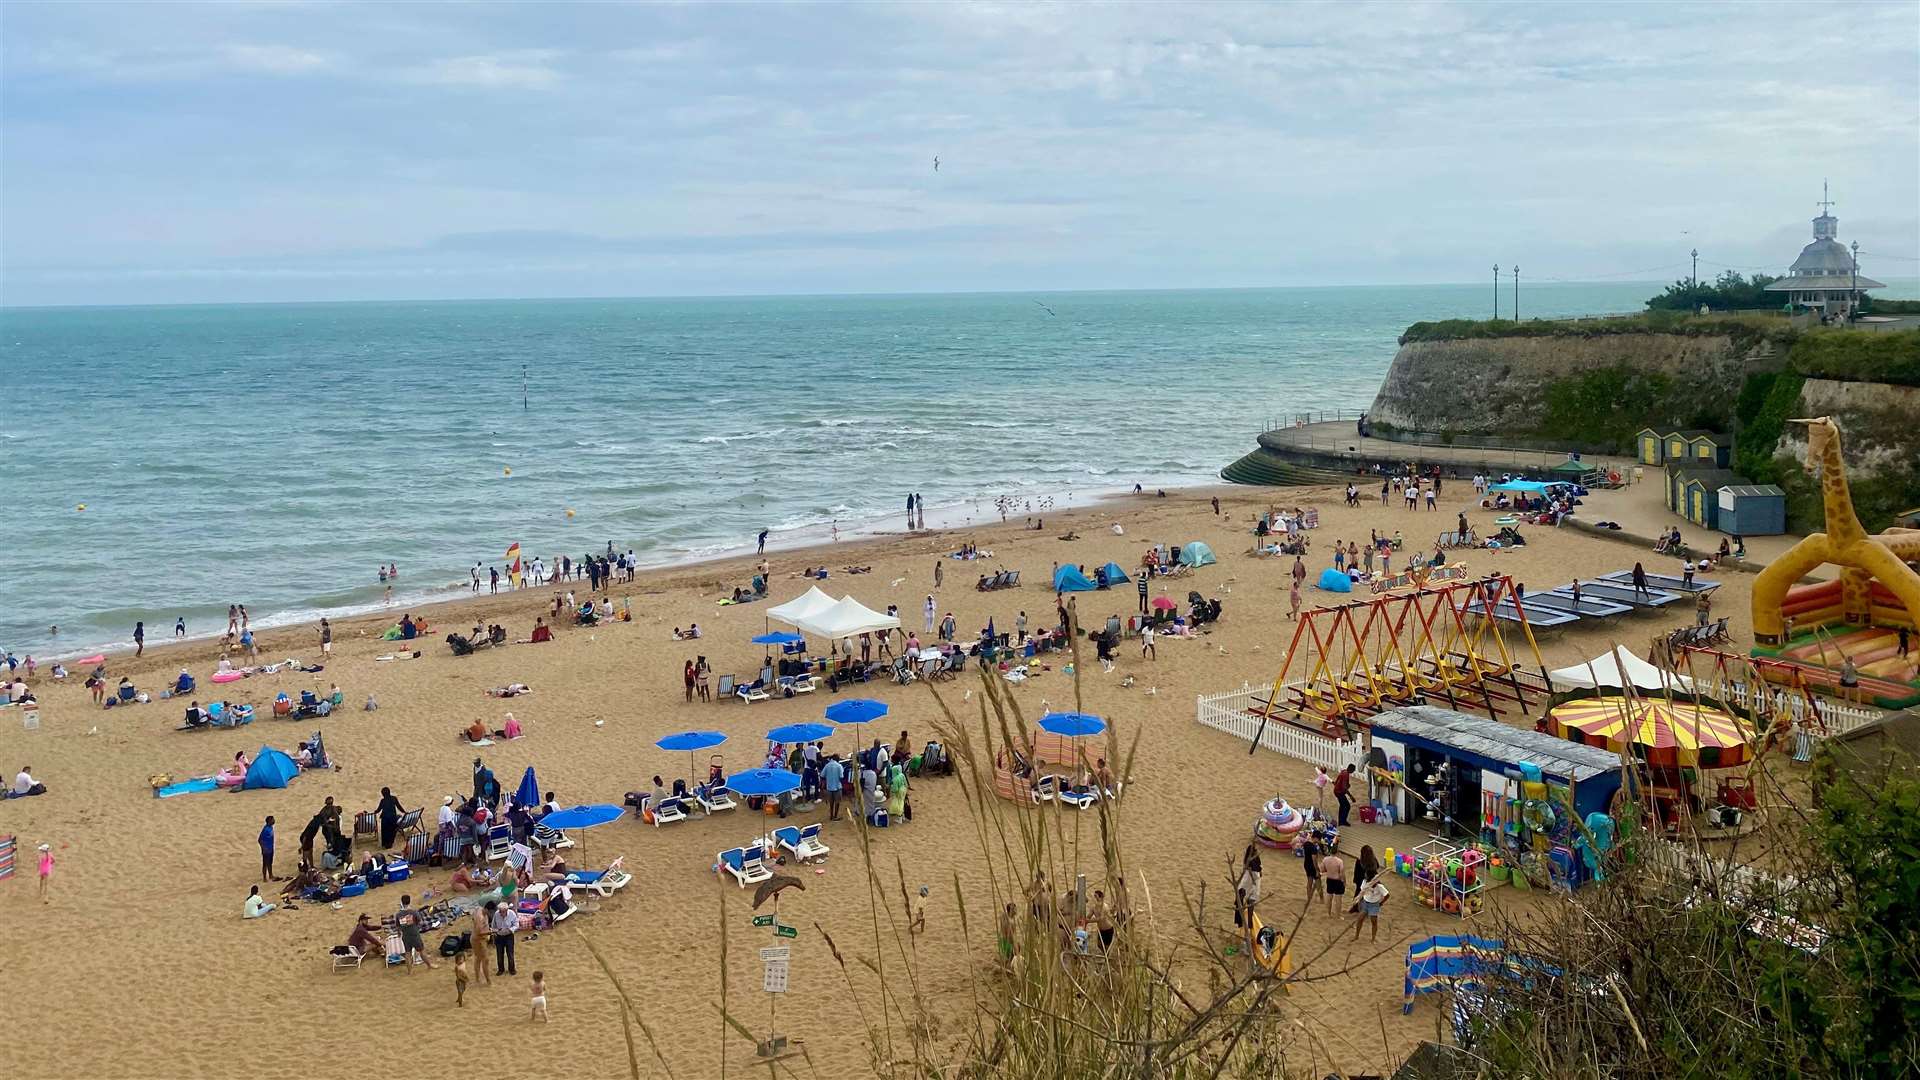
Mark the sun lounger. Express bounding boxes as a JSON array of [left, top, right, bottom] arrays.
[[330, 945, 366, 973], [648, 795, 688, 826], [778, 674, 818, 696], [1056, 786, 1098, 809], [564, 856, 631, 897], [695, 784, 736, 814], [773, 823, 830, 862], [718, 846, 774, 888], [531, 821, 574, 850], [737, 680, 771, 704]]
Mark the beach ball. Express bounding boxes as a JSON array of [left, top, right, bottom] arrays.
[[503, 467, 512, 477]]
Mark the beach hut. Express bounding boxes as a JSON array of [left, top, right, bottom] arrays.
[[1635, 428, 1664, 466], [1661, 428, 1713, 463], [1052, 565, 1096, 592], [242, 747, 300, 790], [1178, 541, 1217, 567], [1686, 432, 1731, 469], [1680, 470, 1739, 530], [1716, 484, 1786, 536]]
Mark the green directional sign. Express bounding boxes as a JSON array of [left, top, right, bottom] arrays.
[[752, 914, 775, 927], [774, 924, 798, 939]]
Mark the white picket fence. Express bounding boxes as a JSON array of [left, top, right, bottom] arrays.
[[1195, 684, 1365, 772], [1710, 680, 1883, 739]]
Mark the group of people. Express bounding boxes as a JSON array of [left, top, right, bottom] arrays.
[[1005, 871, 1133, 966]]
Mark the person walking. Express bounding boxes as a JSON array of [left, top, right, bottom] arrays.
[[823, 755, 845, 821], [1289, 578, 1302, 621], [1291, 555, 1307, 588], [924, 595, 936, 634], [1234, 843, 1262, 927], [36, 842, 53, 903], [758, 528, 769, 554], [489, 898, 517, 975], [1299, 831, 1321, 903], [133, 621, 145, 658], [1333, 764, 1355, 826], [915, 493, 925, 530], [319, 617, 332, 656], [1353, 876, 1389, 941], [1140, 621, 1156, 660], [1136, 571, 1149, 615], [395, 894, 435, 970], [1211, 495, 1220, 516], [259, 815, 278, 882], [933, 560, 943, 589], [489, 566, 500, 595], [1320, 848, 1347, 916]]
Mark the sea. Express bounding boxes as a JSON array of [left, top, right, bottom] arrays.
[[2, 281, 1904, 660]]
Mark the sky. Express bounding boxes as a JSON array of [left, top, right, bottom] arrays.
[[2, 1, 1917, 307]]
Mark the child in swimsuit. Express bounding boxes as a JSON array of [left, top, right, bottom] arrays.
[[529, 970, 549, 1022]]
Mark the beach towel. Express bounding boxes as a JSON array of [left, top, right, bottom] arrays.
[[155, 777, 221, 799]]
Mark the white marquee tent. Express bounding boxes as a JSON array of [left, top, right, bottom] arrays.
[[1549, 645, 1694, 693], [794, 596, 900, 640], [766, 586, 837, 629]]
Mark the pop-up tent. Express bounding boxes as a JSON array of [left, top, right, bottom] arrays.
[[1316, 567, 1353, 592], [794, 596, 900, 640], [1052, 565, 1096, 592], [1179, 541, 1217, 567], [1486, 480, 1569, 496], [243, 747, 300, 790], [767, 586, 837, 628], [1097, 562, 1133, 587], [1549, 645, 1693, 693]]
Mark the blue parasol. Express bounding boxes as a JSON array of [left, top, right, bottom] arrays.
[[725, 768, 803, 797], [825, 699, 889, 725], [540, 803, 625, 829], [513, 766, 540, 810], [1039, 711, 1107, 737], [656, 730, 728, 752], [768, 722, 835, 744], [752, 631, 805, 645]]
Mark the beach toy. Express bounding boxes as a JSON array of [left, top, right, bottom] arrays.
[[212, 671, 244, 684], [76, 504, 86, 511], [1254, 797, 1305, 849], [77, 654, 106, 666], [1382, 846, 1395, 866], [565, 508, 575, 518]]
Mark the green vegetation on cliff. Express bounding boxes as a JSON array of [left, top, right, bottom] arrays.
[[1538, 366, 1729, 448], [1788, 328, 1920, 386], [1400, 311, 1790, 354]]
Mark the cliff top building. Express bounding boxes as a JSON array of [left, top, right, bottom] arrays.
[[1765, 183, 1883, 319]]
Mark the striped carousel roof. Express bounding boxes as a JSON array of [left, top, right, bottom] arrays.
[[1546, 696, 1752, 768]]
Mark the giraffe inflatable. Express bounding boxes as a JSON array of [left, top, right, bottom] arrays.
[[1751, 417, 1920, 644]]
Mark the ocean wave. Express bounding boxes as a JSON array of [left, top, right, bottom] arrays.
[[696, 429, 785, 445]]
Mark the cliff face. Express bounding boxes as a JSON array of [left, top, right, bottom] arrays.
[[1365, 334, 1775, 448]]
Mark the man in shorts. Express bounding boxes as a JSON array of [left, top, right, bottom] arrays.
[[395, 895, 434, 970]]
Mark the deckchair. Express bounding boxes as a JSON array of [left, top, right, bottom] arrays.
[[717, 846, 773, 888], [774, 823, 830, 862], [695, 784, 736, 814], [737, 680, 771, 704], [648, 795, 689, 826], [564, 856, 632, 898], [484, 823, 513, 862], [716, 674, 736, 700]]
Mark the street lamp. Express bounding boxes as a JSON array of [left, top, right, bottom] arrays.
[[1493, 265, 1500, 320], [1850, 240, 1860, 322], [1691, 248, 1699, 311], [1512, 265, 1520, 322]]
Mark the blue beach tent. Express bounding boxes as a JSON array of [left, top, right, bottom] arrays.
[[1178, 541, 1217, 567], [1053, 565, 1096, 592], [243, 747, 300, 790], [1316, 568, 1353, 593], [1097, 562, 1133, 588]]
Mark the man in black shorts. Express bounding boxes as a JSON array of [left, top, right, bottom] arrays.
[[395, 895, 434, 970]]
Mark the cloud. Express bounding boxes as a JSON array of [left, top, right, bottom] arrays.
[[222, 43, 330, 74], [408, 52, 563, 90]]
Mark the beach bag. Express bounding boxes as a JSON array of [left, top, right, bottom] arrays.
[[439, 931, 471, 957]]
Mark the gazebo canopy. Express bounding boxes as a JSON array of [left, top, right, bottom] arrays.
[[794, 596, 899, 640], [1550, 646, 1693, 693], [766, 586, 837, 628]]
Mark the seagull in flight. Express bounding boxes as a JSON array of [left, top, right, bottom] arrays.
[[1034, 300, 1057, 317], [932, 156, 940, 172]]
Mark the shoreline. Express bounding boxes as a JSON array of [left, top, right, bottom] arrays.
[[16, 475, 1235, 665], [49, 480, 1249, 676]]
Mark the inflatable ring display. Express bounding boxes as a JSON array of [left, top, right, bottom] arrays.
[[1254, 797, 1305, 849]]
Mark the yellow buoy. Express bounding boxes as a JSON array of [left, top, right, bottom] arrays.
[[503, 467, 512, 477], [564, 508, 576, 519], [76, 503, 87, 511]]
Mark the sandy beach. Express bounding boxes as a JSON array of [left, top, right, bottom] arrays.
[[0, 478, 1778, 1079]]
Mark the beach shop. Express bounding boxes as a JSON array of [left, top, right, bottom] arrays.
[[1366, 705, 1622, 890]]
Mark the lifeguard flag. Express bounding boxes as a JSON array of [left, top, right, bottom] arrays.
[[505, 542, 522, 586]]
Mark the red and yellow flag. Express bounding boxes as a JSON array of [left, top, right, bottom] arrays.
[[505, 542, 522, 585]]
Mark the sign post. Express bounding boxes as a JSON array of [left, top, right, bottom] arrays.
[[757, 946, 791, 1059]]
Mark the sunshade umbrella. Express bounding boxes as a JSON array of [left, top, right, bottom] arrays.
[[539, 802, 626, 855], [725, 768, 803, 797], [825, 698, 889, 724], [656, 730, 728, 782], [768, 722, 834, 744], [1150, 595, 1178, 611], [513, 766, 540, 811], [1546, 696, 1751, 768], [1039, 711, 1107, 738]]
